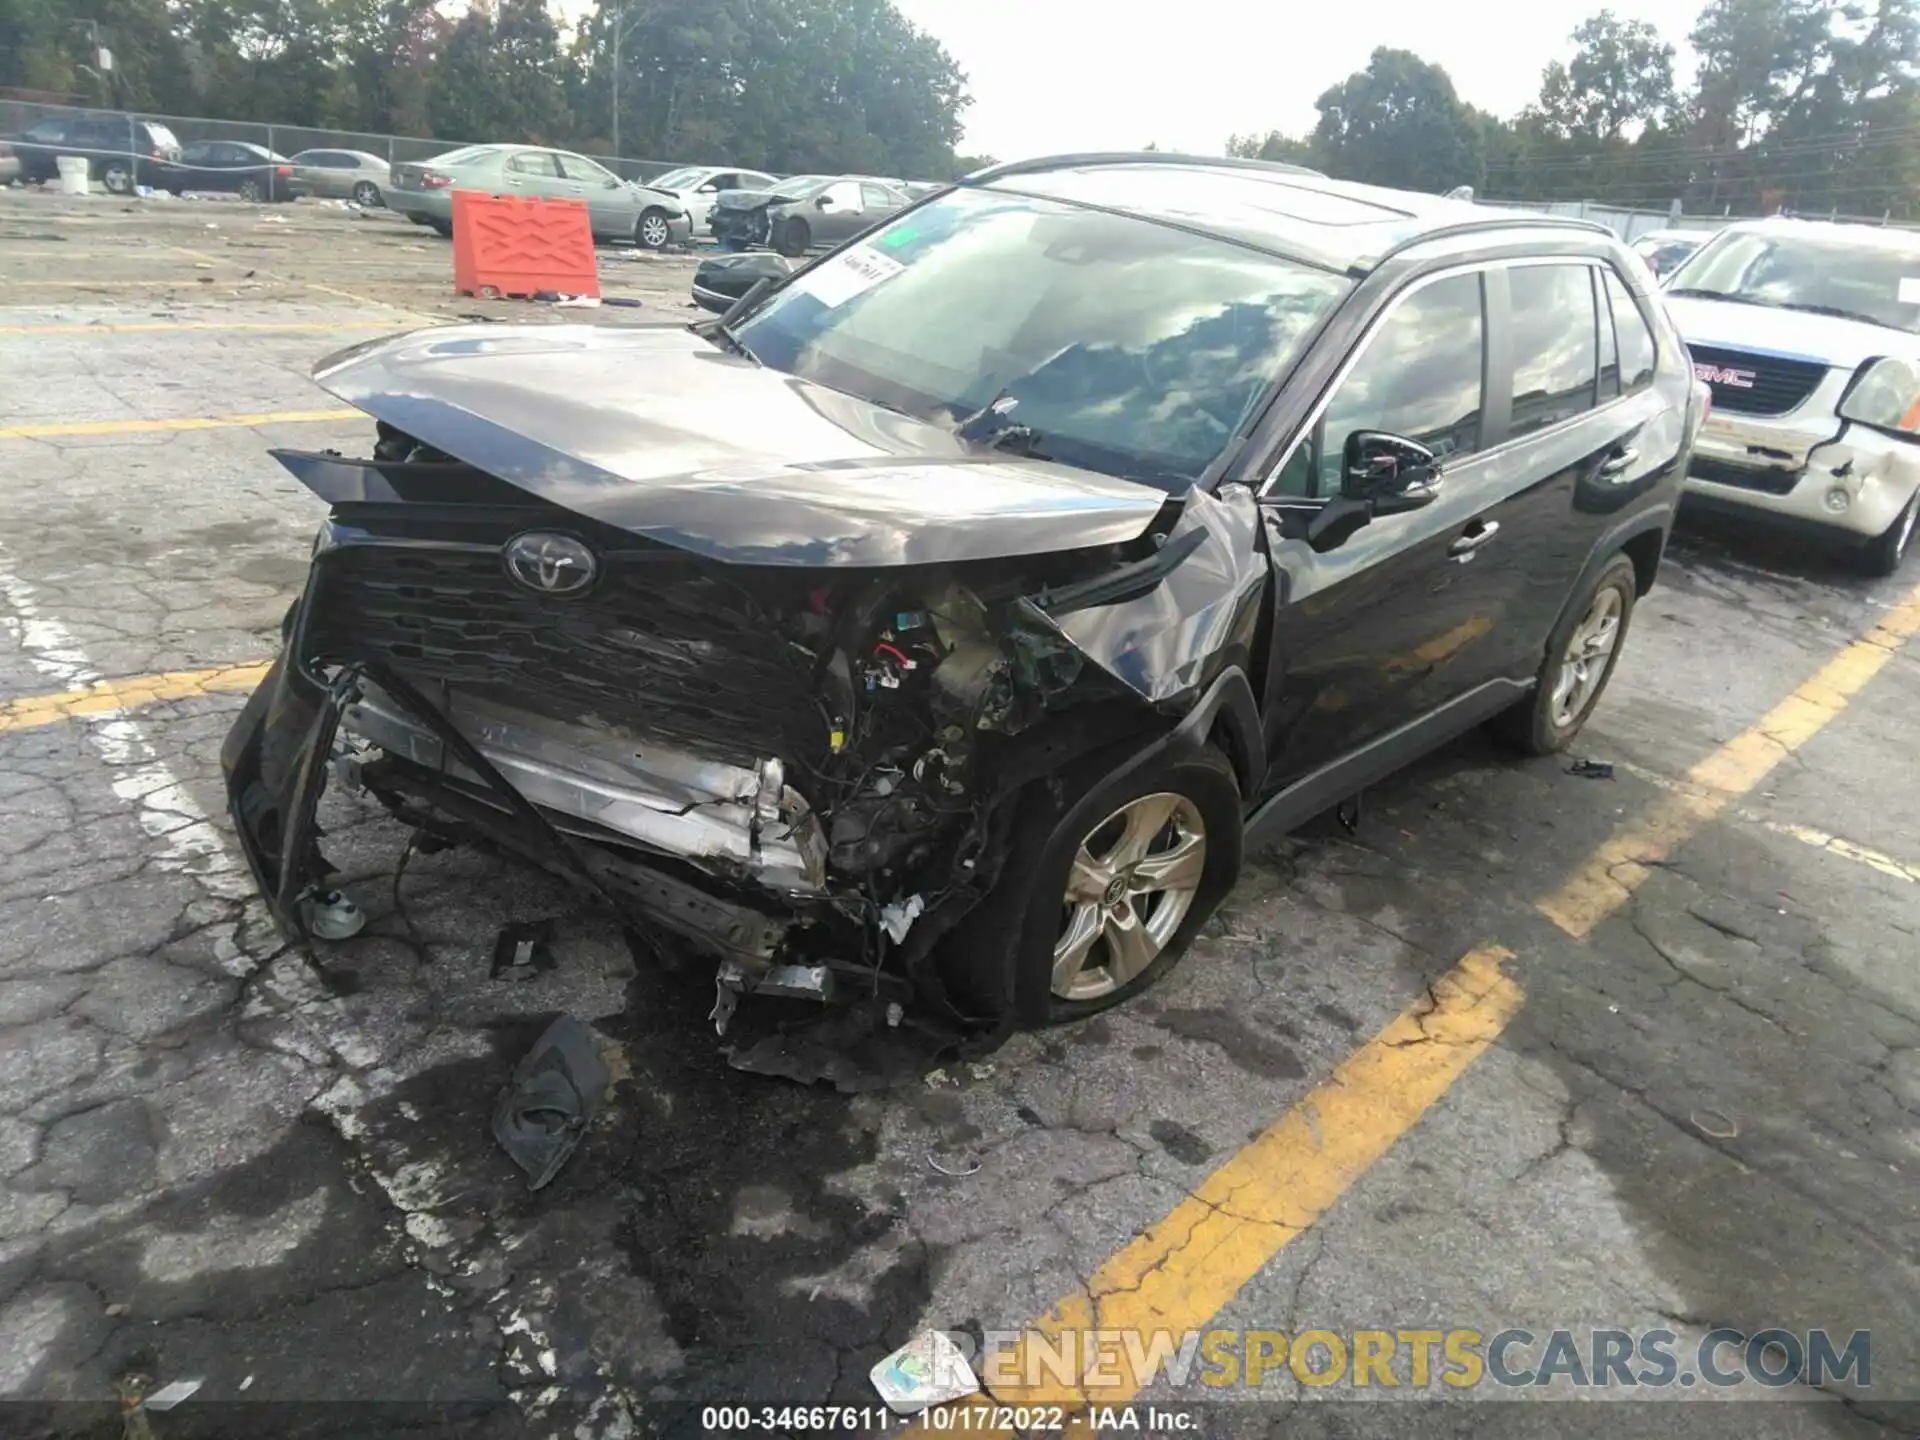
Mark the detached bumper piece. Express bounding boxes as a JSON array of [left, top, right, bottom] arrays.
[[223, 647, 799, 969]]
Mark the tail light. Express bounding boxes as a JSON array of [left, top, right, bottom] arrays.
[[276, 165, 291, 176], [150, 148, 164, 159], [420, 171, 452, 189]]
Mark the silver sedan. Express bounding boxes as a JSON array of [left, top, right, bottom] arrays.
[[287, 148, 392, 207], [385, 143, 694, 248]]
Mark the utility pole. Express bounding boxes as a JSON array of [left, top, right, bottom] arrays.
[[611, 0, 622, 161]]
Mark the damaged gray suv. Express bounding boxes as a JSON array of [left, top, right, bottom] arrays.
[[224, 154, 1703, 1032]]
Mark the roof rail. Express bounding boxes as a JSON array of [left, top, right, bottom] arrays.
[[964, 151, 1326, 183], [1373, 212, 1617, 263]]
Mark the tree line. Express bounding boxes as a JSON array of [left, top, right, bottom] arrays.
[[0, 0, 975, 179], [1229, 0, 1920, 220]]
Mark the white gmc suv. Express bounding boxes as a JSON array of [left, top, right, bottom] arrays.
[[1661, 217, 1920, 575]]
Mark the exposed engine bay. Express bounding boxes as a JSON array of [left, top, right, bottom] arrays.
[[220, 323, 1268, 1042]]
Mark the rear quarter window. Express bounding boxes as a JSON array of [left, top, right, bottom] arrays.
[[1604, 270, 1657, 392]]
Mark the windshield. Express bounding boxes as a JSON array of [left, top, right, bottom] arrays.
[[732, 186, 1351, 490], [650, 167, 706, 190], [1666, 228, 1920, 333]]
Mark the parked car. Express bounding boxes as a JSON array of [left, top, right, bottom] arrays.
[[287, 148, 390, 207], [5, 113, 182, 194], [0, 142, 18, 187], [224, 154, 1700, 1039], [637, 164, 780, 236], [1663, 217, 1920, 574], [691, 251, 793, 313], [1630, 228, 1717, 281], [709, 174, 910, 255], [162, 140, 295, 202], [386, 143, 693, 248]]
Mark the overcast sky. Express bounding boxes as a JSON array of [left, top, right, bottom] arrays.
[[891, 0, 1692, 161]]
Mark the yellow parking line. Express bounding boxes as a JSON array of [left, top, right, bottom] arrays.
[[0, 663, 270, 734], [0, 409, 358, 440], [0, 320, 398, 336], [1608, 757, 1920, 885], [1538, 579, 1920, 938], [910, 945, 1521, 1423]]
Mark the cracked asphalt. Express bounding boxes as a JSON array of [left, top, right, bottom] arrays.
[[1, 186, 1917, 1440]]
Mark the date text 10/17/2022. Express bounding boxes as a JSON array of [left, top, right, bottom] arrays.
[[699, 1406, 1199, 1432]]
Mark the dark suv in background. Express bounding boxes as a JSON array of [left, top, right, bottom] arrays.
[[6, 113, 182, 194], [226, 155, 1703, 1039]]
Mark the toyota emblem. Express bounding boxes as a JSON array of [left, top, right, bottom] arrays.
[[503, 531, 598, 597]]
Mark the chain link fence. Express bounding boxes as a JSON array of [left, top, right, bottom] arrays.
[[0, 95, 691, 185]]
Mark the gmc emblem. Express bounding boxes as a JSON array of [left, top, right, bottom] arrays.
[[1695, 362, 1756, 389]]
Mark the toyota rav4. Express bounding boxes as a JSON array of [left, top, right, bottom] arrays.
[[223, 154, 1703, 1036]]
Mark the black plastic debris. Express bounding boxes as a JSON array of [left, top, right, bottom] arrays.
[[726, 1003, 961, 1093], [1566, 759, 1616, 780], [490, 917, 557, 979], [491, 1015, 611, 1189]]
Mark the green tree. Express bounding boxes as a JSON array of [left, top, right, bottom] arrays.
[[428, 0, 571, 146], [1533, 12, 1677, 142], [1226, 130, 1316, 166], [1309, 48, 1484, 190]]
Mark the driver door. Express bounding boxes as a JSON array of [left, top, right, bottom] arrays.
[[815, 180, 866, 244], [1258, 267, 1517, 788], [558, 151, 632, 237]]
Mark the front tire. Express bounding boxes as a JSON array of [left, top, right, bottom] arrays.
[[1490, 553, 1639, 756], [775, 216, 811, 257], [635, 207, 672, 250], [352, 180, 382, 207], [1860, 491, 1918, 577], [98, 160, 133, 195], [944, 742, 1242, 1025]]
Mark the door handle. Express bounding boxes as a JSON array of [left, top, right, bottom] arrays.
[[1599, 447, 1638, 478], [1448, 520, 1500, 558]]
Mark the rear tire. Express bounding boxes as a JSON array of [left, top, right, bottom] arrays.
[[635, 207, 672, 250], [352, 180, 382, 207], [237, 178, 263, 203], [1489, 553, 1639, 756], [943, 741, 1242, 1026], [428, 218, 453, 238], [776, 216, 811, 257], [1860, 491, 1918, 577], [98, 160, 133, 195]]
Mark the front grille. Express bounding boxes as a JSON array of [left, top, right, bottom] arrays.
[[306, 544, 828, 769], [1690, 456, 1804, 495], [1688, 344, 1828, 416]]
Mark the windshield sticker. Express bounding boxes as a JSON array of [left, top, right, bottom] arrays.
[[806, 245, 906, 307], [1900, 278, 1920, 305]]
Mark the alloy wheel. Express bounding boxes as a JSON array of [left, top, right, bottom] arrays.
[[1550, 586, 1623, 729], [639, 212, 670, 249], [353, 181, 380, 207], [102, 163, 132, 194], [238, 179, 262, 202], [1051, 792, 1207, 1002]]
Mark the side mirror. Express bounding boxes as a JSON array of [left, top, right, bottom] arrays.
[[698, 182, 719, 193], [1838, 356, 1920, 435], [1341, 430, 1441, 515], [816, 194, 835, 211], [604, 177, 622, 188]]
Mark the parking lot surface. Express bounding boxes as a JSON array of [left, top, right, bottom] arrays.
[[1, 188, 1917, 1439]]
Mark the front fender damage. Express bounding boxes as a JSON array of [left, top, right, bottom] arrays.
[[220, 470, 1269, 1078]]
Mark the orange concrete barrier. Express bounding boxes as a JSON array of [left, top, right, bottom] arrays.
[[452, 191, 600, 300]]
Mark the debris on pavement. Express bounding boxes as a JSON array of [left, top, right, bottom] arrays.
[[303, 887, 367, 940], [871, 1329, 978, 1414], [1567, 758, 1616, 779], [927, 1149, 981, 1177], [142, 1378, 204, 1411], [1692, 1108, 1740, 1139], [727, 1003, 958, 1092], [492, 1015, 612, 1190], [490, 917, 558, 979]]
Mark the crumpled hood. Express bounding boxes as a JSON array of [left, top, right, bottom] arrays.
[[1664, 295, 1920, 370], [309, 323, 1169, 567]]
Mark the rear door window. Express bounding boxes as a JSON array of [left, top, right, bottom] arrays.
[[1604, 271, 1657, 392], [23, 120, 67, 143], [1506, 262, 1599, 439], [507, 151, 562, 178]]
